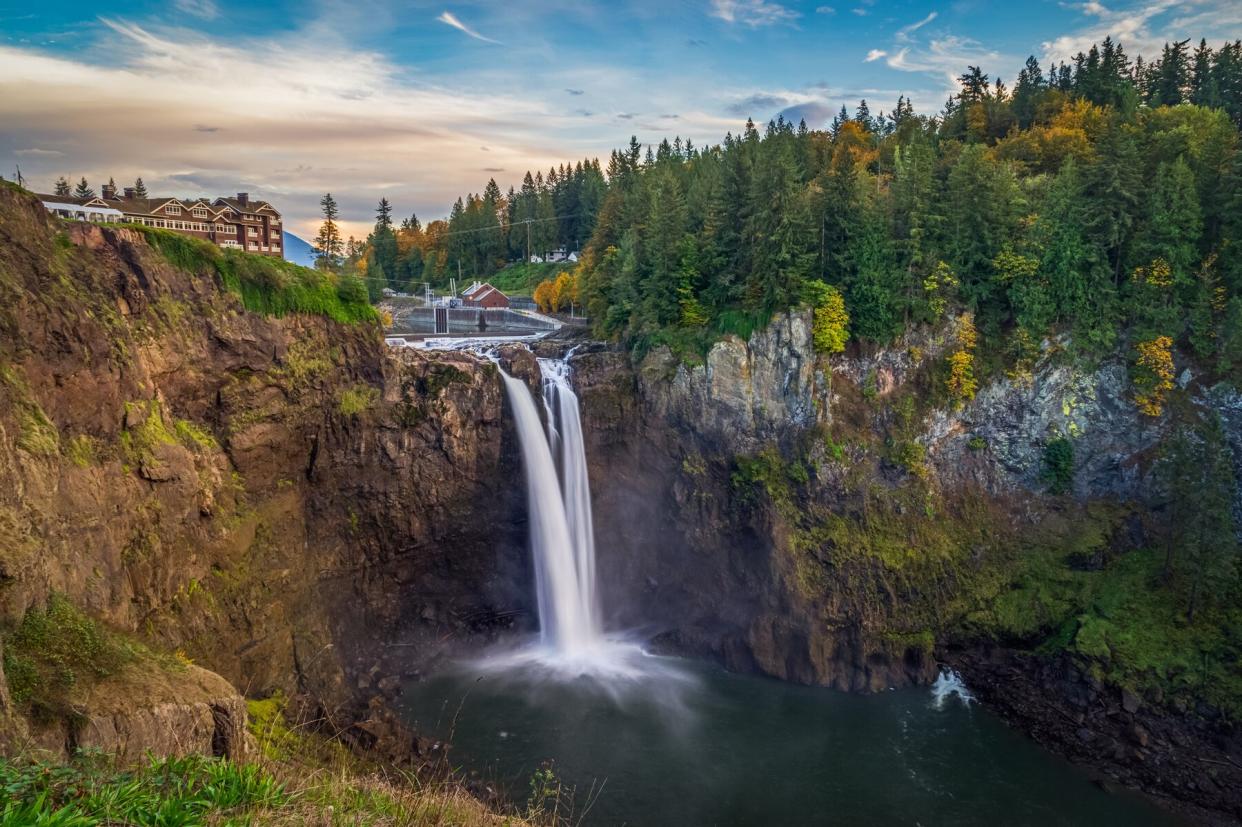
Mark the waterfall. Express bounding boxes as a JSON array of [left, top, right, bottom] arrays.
[[498, 354, 602, 655]]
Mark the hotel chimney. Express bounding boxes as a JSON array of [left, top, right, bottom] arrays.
[[237, 192, 249, 205], [101, 183, 117, 200], [123, 187, 136, 199]]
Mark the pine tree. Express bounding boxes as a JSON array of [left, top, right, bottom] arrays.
[[1012, 55, 1045, 128], [1159, 415, 1239, 621], [1038, 159, 1116, 352], [53, 177, 71, 197], [368, 197, 399, 290], [314, 192, 344, 271], [133, 177, 148, 198], [1150, 39, 1191, 106], [73, 177, 94, 199]]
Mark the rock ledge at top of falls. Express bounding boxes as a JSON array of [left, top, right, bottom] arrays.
[[636, 310, 825, 451]]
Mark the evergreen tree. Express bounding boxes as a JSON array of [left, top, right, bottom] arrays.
[[73, 177, 94, 199], [1159, 415, 1239, 621], [1150, 39, 1191, 106], [53, 177, 71, 197], [367, 197, 399, 291], [133, 177, 148, 198], [314, 192, 344, 271]]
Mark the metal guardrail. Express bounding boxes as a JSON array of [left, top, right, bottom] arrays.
[[389, 306, 561, 335]]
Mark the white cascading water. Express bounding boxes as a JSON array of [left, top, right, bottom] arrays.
[[497, 354, 602, 655], [539, 355, 601, 640], [490, 347, 692, 693]]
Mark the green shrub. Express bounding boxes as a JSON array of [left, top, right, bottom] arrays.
[[337, 385, 379, 417], [132, 226, 377, 325], [1042, 437, 1074, 495], [2, 595, 142, 719]]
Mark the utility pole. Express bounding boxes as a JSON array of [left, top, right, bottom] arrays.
[[525, 219, 532, 263]]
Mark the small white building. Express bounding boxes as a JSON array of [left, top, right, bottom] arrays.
[[40, 200, 124, 223]]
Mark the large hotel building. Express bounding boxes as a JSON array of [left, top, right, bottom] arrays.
[[36, 184, 284, 258]]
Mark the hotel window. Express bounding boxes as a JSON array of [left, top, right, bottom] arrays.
[[166, 206, 181, 216], [247, 227, 258, 236], [193, 208, 208, 217]]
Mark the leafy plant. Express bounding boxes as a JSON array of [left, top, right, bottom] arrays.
[[1042, 437, 1074, 494]]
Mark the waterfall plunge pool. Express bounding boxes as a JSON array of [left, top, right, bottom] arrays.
[[397, 656, 1177, 826]]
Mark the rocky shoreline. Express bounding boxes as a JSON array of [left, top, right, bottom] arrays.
[[947, 645, 1242, 825]]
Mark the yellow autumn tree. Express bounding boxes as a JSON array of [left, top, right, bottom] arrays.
[[551, 272, 573, 312], [533, 279, 556, 313], [946, 312, 978, 403], [1133, 336, 1175, 417], [804, 280, 849, 354]]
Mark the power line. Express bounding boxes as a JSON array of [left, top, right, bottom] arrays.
[[431, 212, 590, 239]]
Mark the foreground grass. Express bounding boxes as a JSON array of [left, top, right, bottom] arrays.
[[0, 696, 531, 826]]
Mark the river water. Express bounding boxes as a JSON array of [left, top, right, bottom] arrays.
[[398, 656, 1176, 826]]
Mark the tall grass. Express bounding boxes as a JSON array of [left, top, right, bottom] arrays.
[[130, 226, 377, 325]]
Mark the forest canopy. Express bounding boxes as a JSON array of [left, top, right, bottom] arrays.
[[337, 37, 1242, 376]]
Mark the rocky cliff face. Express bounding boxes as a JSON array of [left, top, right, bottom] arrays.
[[0, 186, 535, 752], [570, 316, 1241, 821], [574, 313, 939, 691]]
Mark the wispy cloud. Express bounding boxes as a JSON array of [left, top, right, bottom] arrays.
[[1040, 0, 1242, 63], [897, 11, 938, 41], [14, 147, 63, 157], [865, 49, 887, 61], [0, 20, 581, 237], [885, 34, 1003, 85], [436, 11, 500, 44], [565, 88, 584, 95], [709, 0, 799, 27], [173, 0, 219, 21], [851, 8, 868, 16], [816, 5, 836, 13]]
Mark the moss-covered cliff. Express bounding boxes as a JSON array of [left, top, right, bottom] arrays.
[[0, 185, 534, 755]]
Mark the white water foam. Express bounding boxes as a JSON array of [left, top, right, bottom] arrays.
[[930, 668, 975, 709]]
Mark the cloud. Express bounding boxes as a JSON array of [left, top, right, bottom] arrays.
[[709, 0, 799, 27], [777, 101, 834, 125], [896, 11, 938, 41], [436, 11, 500, 44], [616, 112, 637, 119], [0, 20, 587, 238], [14, 147, 63, 157], [865, 49, 887, 61], [173, 0, 219, 21], [727, 91, 791, 115], [687, 37, 709, 46], [851, 8, 868, 16], [565, 88, 584, 95], [1040, 0, 1242, 64], [482, 167, 504, 172], [193, 124, 221, 132], [885, 35, 1002, 85], [816, 6, 836, 13]]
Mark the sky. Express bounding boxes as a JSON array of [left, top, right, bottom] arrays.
[[2, 1, 1241, 239]]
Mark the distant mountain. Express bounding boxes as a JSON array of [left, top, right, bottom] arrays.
[[282, 231, 318, 268]]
